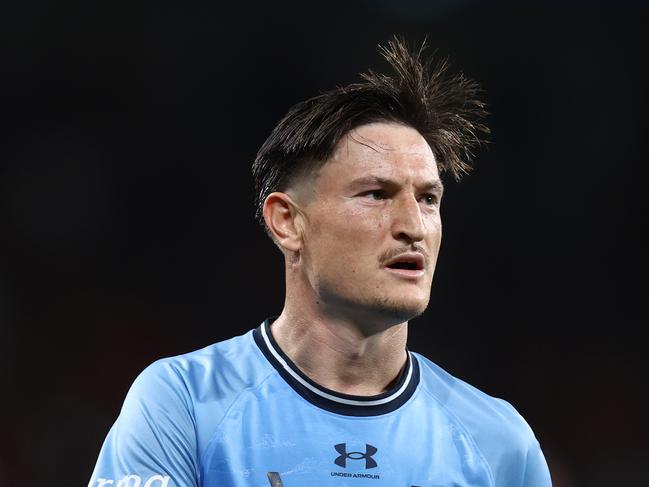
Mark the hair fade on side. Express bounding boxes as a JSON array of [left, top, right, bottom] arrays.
[[252, 36, 489, 226]]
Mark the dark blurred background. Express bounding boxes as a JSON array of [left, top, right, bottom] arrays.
[[1, 1, 648, 486]]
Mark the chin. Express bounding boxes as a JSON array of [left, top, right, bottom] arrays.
[[370, 295, 429, 324], [318, 281, 430, 325]]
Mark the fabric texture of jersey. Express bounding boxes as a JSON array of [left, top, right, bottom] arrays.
[[89, 319, 552, 487]]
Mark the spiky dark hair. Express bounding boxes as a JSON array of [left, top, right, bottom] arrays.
[[252, 36, 489, 226]]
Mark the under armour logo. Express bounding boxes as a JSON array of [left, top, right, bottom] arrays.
[[334, 443, 378, 469]]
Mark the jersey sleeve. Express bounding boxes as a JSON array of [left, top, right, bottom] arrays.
[[521, 440, 553, 487], [88, 359, 199, 487]]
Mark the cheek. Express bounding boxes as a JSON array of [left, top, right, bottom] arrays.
[[434, 220, 443, 242], [325, 203, 384, 235], [310, 208, 381, 266], [425, 216, 443, 257], [344, 204, 391, 233], [428, 213, 442, 236]]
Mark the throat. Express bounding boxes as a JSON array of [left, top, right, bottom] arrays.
[[302, 359, 408, 396], [270, 315, 409, 396]]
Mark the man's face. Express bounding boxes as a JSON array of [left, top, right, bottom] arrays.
[[295, 122, 443, 327]]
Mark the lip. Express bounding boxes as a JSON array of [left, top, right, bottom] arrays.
[[384, 267, 425, 279], [383, 252, 426, 280]]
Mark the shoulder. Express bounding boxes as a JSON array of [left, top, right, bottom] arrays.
[[137, 331, 260, 387], [133, 328, 269, 401], [413, 353, 551, 486], [90, 331, 268, 485], [414, 352, 536, 444], [120, 328, 274, 451]]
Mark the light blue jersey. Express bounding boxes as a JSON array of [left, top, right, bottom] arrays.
[[89, 319, 552, 487]]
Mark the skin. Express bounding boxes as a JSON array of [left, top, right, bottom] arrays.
[[263, 122, 443, 396]]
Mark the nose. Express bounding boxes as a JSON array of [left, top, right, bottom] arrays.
[[391, 194, 425, 243]]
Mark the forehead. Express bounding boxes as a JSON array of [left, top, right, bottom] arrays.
[[324, 122, 438, 179]]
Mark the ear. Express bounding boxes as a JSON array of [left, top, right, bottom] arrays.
[[263, 192, 304, 252]]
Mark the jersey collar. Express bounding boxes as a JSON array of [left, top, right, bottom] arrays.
[[253, 318, 420, 416]]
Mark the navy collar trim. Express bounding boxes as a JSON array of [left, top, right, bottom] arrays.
[[253, 318, 420, 416]]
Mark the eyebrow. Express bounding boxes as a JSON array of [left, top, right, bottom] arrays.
[[348, 176, 445, 195]]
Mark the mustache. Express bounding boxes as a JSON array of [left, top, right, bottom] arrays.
[[379, 245, 430, 268]]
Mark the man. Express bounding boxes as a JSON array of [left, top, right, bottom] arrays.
[[89, 38, 552, 487]]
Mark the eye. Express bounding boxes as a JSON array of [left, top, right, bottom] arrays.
[[421, 193, 439, 206], [362, 190, 386, 201]]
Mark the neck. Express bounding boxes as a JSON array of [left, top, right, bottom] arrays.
[[270, 308, 409, 396]]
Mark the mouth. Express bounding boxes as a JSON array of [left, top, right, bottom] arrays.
[[384, 253, 425, 279]]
